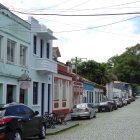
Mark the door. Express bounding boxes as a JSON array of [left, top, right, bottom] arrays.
[[19, 89, 25, 104], [48, 84, 51, 113], [7, 85, 14, 103], [41, 83, 45, 115]]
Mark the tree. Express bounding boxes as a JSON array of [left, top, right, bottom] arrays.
[[77, 60, 110, 84], [107, 44, 140, 84]]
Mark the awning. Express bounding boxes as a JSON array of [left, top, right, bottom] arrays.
[[37, 32, 57, 40]]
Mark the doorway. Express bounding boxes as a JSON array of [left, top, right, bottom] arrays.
[[48, 84, 51, 113], [41, 83, 45, 115]]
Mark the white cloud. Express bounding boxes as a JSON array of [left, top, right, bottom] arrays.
[[0, 0, 140, 63]]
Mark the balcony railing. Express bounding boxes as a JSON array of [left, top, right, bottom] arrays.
[[35, 58, 57, 74]]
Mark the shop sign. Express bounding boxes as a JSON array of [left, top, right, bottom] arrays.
[[20, 81, 30, 89]]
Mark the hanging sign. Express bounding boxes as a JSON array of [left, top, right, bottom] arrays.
[[20, 81, 30, 89]]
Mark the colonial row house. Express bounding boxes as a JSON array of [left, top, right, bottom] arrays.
[[52, 47, 106, 112], [72, 73, 83, 105], [106, 81, 132, 100], [0, 4, 57, 115], [27, 17, 57, 114], [52, 47, 73, 113], [0, 4, 31, 104], [82, 78, 106, 106]]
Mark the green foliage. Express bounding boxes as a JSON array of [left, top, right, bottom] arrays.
[[77, 60, 111, 84], [68, 44, 140, 86], [107, 44, 140, 84]]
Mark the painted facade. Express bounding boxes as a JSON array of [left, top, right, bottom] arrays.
[[94, 85, 106, 105], [82, 79, 95, 104], [106, 81, 132, 99], [0, 4, 30, 104], [53, 62, 73, 113], [27, 17, 57, 114], [72, 73, 83, 106]]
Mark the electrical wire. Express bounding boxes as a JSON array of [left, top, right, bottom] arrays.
[[0, 15, 139, 35], [10, 9, 140, 16], [8, 0, 140, 12], [53, 16, 140, 33]]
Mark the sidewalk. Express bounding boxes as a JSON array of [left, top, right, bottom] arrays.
[[46, 113, 79, 135]]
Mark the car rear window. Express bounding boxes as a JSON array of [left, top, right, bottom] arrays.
[[74, 104, 86, 109]]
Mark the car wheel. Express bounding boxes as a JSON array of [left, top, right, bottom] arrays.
[[87, 113, 92, 119], [71, 117, 75, 121], [111, 107, 114, 111], [108, 107, 111, 112], [13, 130, 22, 140], [93, 112, 96, 118], [39, 125, 46, 139]]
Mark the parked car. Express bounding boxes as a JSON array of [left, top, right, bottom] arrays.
[[122, 98, 127, 106], [71, 103, 96, 120], [0, 102, 46, 140], [125, 98, 131, 104], [112, 98, 123, 108], [136, 94, 140, 98], [98, 101, 114, 112], [128, 96, 136, 102], [109, 100, 118, 110]]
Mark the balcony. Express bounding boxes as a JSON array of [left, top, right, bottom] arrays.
[[35, 58, 57, 74]]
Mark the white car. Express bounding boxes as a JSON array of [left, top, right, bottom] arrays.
[[71, 103, 96, 120], [136, 95, 140, 98]]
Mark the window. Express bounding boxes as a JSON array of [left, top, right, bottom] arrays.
[[54, 78, 59, 99], [62, 80, 66, 99], [20, 45, 27, 66], [20, 89, 26, 104], [22, 105, 34, 116], [46, 43, 50, 59], [33, 82, 38, 105], [7, 39, 16, 63], [33, 35, 37, 54], [40, 40, 43, 58], [0, 36, 3, 60], [5, 106, 20, 116], [6, 85, 14, 103]]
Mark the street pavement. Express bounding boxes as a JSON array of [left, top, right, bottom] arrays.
[[45, 99, 140, 140]]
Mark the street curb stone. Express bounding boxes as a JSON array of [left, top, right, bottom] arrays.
[[46, 122, 79, 135]]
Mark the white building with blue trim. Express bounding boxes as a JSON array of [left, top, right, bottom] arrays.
[[27, 17, 57, 114]]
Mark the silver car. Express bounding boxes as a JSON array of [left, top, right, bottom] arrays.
[[71, 103, 96, 120]]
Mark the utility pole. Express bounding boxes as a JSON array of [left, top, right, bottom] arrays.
[[75, 57, 87, 104]]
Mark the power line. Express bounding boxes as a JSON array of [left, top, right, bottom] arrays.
[[10, 9, 140, 16], [0, 15, 140, 34], [8, 0, 140, 12], [53, 16, 140, 33], [65, 0, 93, 9], [93, 29, 140, 38]]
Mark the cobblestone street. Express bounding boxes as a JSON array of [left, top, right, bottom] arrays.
[[45, 99, 140, 140]]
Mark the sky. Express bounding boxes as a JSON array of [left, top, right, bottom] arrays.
[[1, 0, 140, 63]]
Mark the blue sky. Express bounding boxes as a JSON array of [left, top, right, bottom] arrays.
[[0, 0, 140, 63]]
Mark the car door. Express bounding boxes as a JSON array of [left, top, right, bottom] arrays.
[[14, 105, 33, 138], [4, 105, 31, 138], [22, 105, 41, 136]]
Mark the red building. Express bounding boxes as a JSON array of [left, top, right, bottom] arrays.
[[52, 48, 73, 113], [72, 73, 83, 106]]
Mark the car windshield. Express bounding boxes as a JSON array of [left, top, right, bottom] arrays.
[[74, 104, 86, 109]]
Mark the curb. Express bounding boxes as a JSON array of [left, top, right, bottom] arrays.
[[47, 123, 79, 135]]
